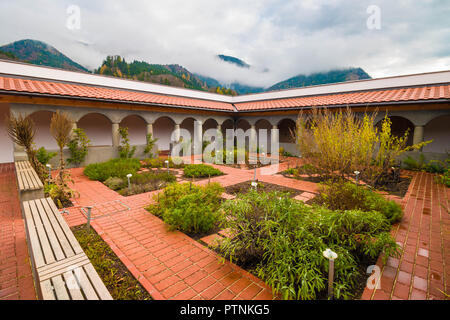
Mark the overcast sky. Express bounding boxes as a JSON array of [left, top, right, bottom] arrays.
[[0, 0, 449, 88]]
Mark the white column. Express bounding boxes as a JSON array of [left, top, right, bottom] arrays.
[[146, 123, 153, 139], [271, 125, 279, 156], [193, 120, 203, 163], [413, 125, 424, 146], [249, 125, 257, 163], [174, 124, 181, 142], [70, 121, 77, 140], [112, 123, 120, 147]]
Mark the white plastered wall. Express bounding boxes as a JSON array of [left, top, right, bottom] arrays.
[[0, 103, 14, 163]]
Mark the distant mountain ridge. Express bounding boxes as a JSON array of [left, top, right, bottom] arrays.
[[268, 68, 371, 91], [0, 39, 372, 96], [0, 39, 88, 72], [217, 54, 250, 68]]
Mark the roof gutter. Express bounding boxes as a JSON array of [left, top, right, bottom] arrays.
[[235, 99, 450, 113]]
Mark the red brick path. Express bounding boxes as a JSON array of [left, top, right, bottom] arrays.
[[63, 166, 276, 300], [0, 163, 36, 300], [361, 172, 449, 300], [2, 157, 448, 300]]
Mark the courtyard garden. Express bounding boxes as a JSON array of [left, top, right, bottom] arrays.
[[4, 107, 449, 301]]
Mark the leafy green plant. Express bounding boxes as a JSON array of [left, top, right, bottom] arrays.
[[84, 158, 141, 182], [36, 147, 57, 165], [142, 157, 185, 169], [144, 133, 158, 158], [436, 169, 450, 187], [314, 180, 403, 224], [104, 177, 125, 191], [118, 127, 136, 159], [183, 164, 223, 178], [67, 128, 90, 166], [295, 108, 430, 188], [5, 113, 47, 181], [44, 177, 78, 209], [146, 182, 224, 234], [219, 190, 400, 300]]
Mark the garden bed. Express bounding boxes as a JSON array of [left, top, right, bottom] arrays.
[[213, 190, 401, 300], [72, 225, 152, 300], [224, 180, 302, 198], [281, 169, 412, 198]]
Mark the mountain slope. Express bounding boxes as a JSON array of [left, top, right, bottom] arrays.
[[0, 40, 372, 96], [95, 55, 237, 95], [268, 68, 371, 91], [217, 54, 250, 68], [0, 39, 88, 72]]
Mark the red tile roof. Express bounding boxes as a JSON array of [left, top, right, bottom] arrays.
[[0, 75, 449, 112], [0, 76, 235, 111], [234, 84, 450, 111]]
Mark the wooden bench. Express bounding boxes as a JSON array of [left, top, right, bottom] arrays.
[[15, 161, 44, 201], [22, 197, 112, 300]]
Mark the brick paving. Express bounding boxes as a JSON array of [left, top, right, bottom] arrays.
[[0, 163, 36, 300], [62, 166, 275, 300], [361, 171, 449, 300]]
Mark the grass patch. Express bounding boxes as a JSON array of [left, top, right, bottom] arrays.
[[183, 164, 224, 179], [72, 225, 152, 300], [84, 158, 141, 182], [104, 171, 177, 196], [146, 182, 224, 236]]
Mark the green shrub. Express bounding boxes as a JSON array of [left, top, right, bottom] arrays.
[[118, 127, 136, 159], [144, 133, 158, 158], [67, 128, 90, 166], [36, 147, 57, 165], [436, 169, 450, 187], [142, 157, 185, 169], [143, 157, 164, 168], [83, 158, 141, 182], [423, 160, 447, 174], [183, 164, 223, 178], [146, 182, 224, 234], [315, 180, 403, 224], [219, 190, 400, 300], [130, 171, 175, 185], [104, 177, 125, 191], [402, 155, 424, 171]]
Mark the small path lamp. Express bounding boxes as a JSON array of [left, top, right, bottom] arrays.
[[86, 206, 93, 232], [126, 173, 132, 191], [354, 171, 360, 185], [323, 248, 338, 300], [46, 163, 52, 180], [165, 160, 169, 171]]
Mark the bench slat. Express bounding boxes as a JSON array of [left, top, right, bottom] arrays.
[[84, 264, 113, 300], [52, 275, 71, 300], [39, 256, 90, 282], [40, 198, 76, 258], [40, 279, 56, 300], [63, 270, 84, 300], [78, 267, 100, 300], [22, 201, 46, 268], [43, 198, 84, 255], [38, 253, 87, 276], [23, 197, 113, 300], [28, 200, 56, 265], [34, 199, 66, 261]]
